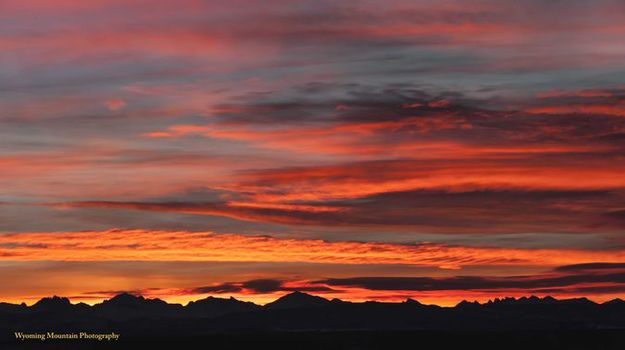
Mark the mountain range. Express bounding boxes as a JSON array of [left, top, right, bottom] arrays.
[[2, 292, 625, 330], [3, 292, 625, 349]]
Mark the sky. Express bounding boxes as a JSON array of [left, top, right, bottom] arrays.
[[1, 0, 625, 306]]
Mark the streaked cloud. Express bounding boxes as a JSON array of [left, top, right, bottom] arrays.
[[2, 0, 625, 304], [2, 230, 625, 270]]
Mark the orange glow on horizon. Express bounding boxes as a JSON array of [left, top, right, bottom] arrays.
[[5, 288, 624, 309]]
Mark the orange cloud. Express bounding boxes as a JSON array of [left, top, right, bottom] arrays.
[[104, 98, 126, 112], [228, 158, 625, 203], [2, 230, 625, 269], [142, 119, 612, 159], [528, 104, 625, 117]]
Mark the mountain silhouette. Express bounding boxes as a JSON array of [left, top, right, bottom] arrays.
[[186, 296, 260, 317], [2, 292, 625, 349], [2, 292, 624, 330], [93, 292, 183, 321], [30, 296, 72, 312], [0, 302, 25, 314], [264, 291, 331, 309], [603, 298, 625, 307]]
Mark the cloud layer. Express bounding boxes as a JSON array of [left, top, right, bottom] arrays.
[[2, 0, 625, 305]]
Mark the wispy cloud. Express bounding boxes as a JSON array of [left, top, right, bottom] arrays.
[[2, 230, 625, 270]]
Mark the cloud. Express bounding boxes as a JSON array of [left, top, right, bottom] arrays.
[[104, 98, 126, 112], [318, 274, 625, 292], [85, 262, 625, 301], [316, 267, 625, 294], [191, 283, 243, 294], [554, 262, 625, 272], [61, 186, 625, 234], [3, 0, 625, 307], [190, 279, 334, 295], [2, 230, 625, 270], [8, 84, 625, 235], [602, 210, 625, 228]]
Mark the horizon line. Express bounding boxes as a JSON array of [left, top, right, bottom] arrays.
[[5, 291, 624, 308]]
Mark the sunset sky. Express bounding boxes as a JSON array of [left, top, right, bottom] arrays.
[[2, 0, 625, 306]]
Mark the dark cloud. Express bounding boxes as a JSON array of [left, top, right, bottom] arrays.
[[82, 288, 165, 297], [190, 279, 334, 295], [62, 187, 622, 234], [211, 83, 625, 151], [554, 263, 625, 272], [213, 84, 486, 126], [316, 271, 625, 292], [192, 283, 243, 294], [241, 279, 283, 293], [187, 264, 625, 297], [604, 210, 625, 223], [529, 284, 625, 295]]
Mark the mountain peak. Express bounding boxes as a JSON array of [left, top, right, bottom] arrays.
[[186, 295, 259, 317], [607, 297, 624, 303], [32, 296, 71, 311], [488, 296, 558, 306], [559, 297, 595, 305], [34, 295, 70, 304], [265, 291, 330, 310], [188, 295, 251, 306], [106, 293, 146, 305], [100, 293, 172, 309], [456, 300, 481, 308], [113, 292, 144, 300]]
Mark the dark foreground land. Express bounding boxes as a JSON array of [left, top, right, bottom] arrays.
[[4, 330, 625, 350], [2, 292, 625, 349]]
